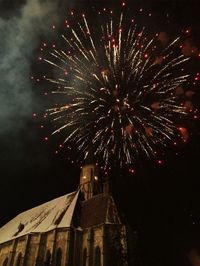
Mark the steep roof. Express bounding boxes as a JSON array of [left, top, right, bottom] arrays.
[[0, 191, 79, 244], [80, 194, 121, 228]]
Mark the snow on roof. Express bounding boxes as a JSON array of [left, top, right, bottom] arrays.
[[0, 191, 79, 244]]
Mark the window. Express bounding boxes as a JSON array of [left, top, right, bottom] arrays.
[[2, 258, 8, 266], [82, 248, 87, 266], [90, 168, 94, 178], [15, 253, 22, 266], [94, 246, 101, 266], [44, 250, 51, 266], [55, 248, 62, 266]]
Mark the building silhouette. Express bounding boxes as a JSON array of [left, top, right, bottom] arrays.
[[0, 164, 136, 266]]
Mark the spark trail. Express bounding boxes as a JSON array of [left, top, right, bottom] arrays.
[[42, 9, 191, 167]]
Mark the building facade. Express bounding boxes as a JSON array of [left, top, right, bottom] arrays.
[[0, 164, 136, 266]]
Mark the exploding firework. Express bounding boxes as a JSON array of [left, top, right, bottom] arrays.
[[41, 7, 194, 168]]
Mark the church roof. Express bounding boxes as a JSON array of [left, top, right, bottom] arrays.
[[0, 191, 79, 244], [80, 194, 121, 228]]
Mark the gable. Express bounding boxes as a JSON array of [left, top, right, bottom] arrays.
[[80, 194, 121, 228]]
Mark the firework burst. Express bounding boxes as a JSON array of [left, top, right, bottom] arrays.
[[42, 8, 192, 167]]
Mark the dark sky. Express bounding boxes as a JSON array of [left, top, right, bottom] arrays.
[[0, 0, 200, 265]]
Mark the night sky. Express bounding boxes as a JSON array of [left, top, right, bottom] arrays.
[[0, 0, 200, 265]]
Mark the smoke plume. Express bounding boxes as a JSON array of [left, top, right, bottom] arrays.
[[0, 0, 63, 134]]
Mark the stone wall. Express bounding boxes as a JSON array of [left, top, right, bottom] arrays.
[[81, 225, 104, 266], [0, 229, 72, 266], [0, 240, 13, 265], [104, 224, 128, 266]]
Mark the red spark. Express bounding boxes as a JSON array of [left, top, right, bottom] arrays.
[[129, 168, 135, 174], [178, 127, 189, 142]]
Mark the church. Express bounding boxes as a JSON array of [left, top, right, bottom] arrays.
[[0, 164, 136, 266]]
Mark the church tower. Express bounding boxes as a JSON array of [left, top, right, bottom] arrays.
[[80, 164, 102, 200], [80, 162, 110, 200], [76, 163, 131, 266]]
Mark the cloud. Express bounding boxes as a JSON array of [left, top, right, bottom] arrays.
[[0, 0, 61, 134]]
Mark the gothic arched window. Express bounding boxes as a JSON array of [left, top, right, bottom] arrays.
[[2, 257, 8, 266], [90, 168, 94, 178], [44, 250, 51, 266], [94, 246, 101, 266], [55, 248, 62, 266], [83, 248, 87, 266], [15, 253, 22, 266]]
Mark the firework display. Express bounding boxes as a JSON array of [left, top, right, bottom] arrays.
[[40, 7, 197, 168]]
